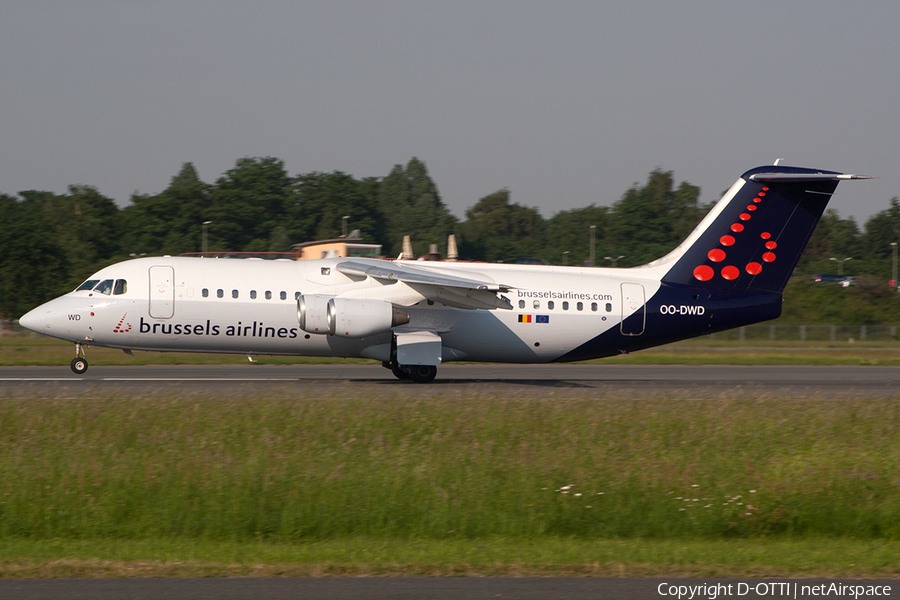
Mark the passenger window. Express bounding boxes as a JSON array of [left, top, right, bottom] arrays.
[[295, 291, 301, 300], [265, 291, 272, 300], [250, 290, 257, 300], [606, 302, 612, 312], [280, 291, 287, 300], [533, 300, 540, 309], [577, 301, 584, 311], [113, 279, 128, 295], [518, 300, 525, 309], [202, 288, 209, 298], [548, 301, 554, 310], [562, 301, 569, 311], [217, 289, 224, 298], [94, 279, 114, 295], [232, 290, 239, 299], [76, 279, 99, 292], [591, 302, 598, 312]]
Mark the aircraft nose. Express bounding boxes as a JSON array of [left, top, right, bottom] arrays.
[[18, 306, 45, 333]]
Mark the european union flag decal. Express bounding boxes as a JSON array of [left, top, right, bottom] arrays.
[[535, 315, 550, 323]]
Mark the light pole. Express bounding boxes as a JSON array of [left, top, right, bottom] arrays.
[[605, 255, 625, 268], [342, 215, 350, 238], [562, 251, 569, 266], [829, 257, 852, 275], [589, 225, 596, 267], [202, 221, 211, 254], [891, 243, 898, 288]]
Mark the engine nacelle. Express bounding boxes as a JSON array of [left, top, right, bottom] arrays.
[[327, 297, 410, 338], [298, 294, 332, 334]]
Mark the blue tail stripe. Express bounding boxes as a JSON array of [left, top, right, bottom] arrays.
[[661, 166, 839, 293]]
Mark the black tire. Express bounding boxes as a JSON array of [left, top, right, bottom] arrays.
[[70, 357, 88, 374], [407, 365, 437, 384]]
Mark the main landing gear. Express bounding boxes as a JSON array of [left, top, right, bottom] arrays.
[[70, 343, 88, 374], [382, 361, 437, 384]]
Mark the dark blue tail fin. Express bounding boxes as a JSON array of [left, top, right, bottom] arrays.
[[657, 165, 870, 293]]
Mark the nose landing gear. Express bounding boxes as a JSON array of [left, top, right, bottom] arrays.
[[70, 343, 88, 374]]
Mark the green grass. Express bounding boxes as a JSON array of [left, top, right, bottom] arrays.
[[598, 348, 900, 366], [1, 537, 898, 578], [2, 392, 899, 541], [2, 391, 900, 576], [4, 331, 900, 366]]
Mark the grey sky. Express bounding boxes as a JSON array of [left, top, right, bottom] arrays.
[[2, 1, 898, 228]]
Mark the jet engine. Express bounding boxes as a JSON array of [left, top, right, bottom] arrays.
[[326, 297, 410, 338], [298, 294, 332, 334]]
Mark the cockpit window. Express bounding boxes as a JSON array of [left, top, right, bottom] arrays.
[[76, 279, 99, 292], [93, 279, 114, 295], [113, 279, 127, 295]]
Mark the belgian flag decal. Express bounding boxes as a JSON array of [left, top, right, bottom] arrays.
[[518, 315, 549, 323]]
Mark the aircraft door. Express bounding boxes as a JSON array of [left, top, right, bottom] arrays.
[[149, 266, 175, 319], [620, 282, 645, 336]]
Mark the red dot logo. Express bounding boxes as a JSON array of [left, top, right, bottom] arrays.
[[746, 262, 762, 275], [746, 205, 757, 211], [762, 252, 776, 262], [708, 248, 726, 262], [758, 192, 767, 196], [762, 187, 769, 191], [739, 213, 751, 221], [721, 266, 740, 280], [753, 197, 762, 203], [694, 265, 714, 281], [765, 241, 777, 250], [731, 223, 744, 232], [720, 235, 735, 246], [761, 232, 771, 240]]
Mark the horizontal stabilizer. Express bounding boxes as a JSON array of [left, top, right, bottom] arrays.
[[749, 172, 874, 183]]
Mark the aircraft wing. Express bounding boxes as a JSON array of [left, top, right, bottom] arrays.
[[336, 261, 514, 310]]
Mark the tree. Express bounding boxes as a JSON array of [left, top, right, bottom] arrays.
[[794, 208, 862, 276], [606, 169, 702, 266], [286, 172, 385, 248], [544, 205, 610, 265], [458, 189, 545, 262], [208, 157, 292, 251], [121, 163, 210, 256], [377, 158, 456, 257], [0, 193, 70, 318]]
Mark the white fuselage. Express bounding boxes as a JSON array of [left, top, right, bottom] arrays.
[[25, 256, 663, 364]]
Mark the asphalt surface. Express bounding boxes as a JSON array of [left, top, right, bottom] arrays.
[[2, 363, 900, 397], [0, 578, 896, 600]]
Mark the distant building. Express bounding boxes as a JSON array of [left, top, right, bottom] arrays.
[[292, 231, 382, 261]]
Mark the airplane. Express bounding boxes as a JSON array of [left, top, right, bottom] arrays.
[[17, 163, 871, 383]]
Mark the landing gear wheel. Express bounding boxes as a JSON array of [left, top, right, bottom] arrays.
[[407, 365, 437, 384], [70, 357, 88, 374], [391, 364, 411, 380]]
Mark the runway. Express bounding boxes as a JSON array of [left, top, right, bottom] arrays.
[[1, 578, 896, 600], [2, 363, 900, 397]]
